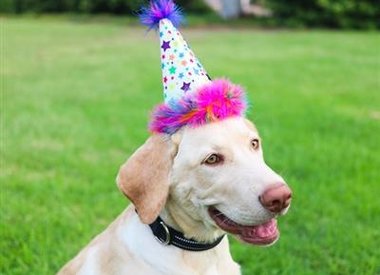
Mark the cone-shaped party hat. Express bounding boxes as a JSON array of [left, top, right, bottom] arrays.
[[140, 0, 247, 134]]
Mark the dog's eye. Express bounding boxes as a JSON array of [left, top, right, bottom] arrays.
[[204, 154, 223, 165], [251, 139, 260, 150]]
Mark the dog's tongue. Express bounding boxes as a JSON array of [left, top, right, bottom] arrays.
[[238, 219, 278, 244], [209, 208, 279, 245]]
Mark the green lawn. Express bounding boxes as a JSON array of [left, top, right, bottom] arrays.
[[1, 17, 380, 274]]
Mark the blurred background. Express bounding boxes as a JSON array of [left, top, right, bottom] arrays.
[[1, 0, 380, 28], [1, 0, 379, 274]]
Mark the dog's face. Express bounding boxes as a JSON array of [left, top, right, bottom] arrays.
[[169, 117, 291, 245], [117, 117, 291, 246]]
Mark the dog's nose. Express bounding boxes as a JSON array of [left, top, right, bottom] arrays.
[[259, 183, 292, 213]]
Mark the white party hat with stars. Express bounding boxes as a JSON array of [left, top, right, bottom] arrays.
[[140, 0, 211, 104], [140, 0, 247, 135]]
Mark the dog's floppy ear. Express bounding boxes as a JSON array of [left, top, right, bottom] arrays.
[[117, 135, 177, 224]]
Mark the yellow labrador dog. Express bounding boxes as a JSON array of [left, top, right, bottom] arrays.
[[58, 117, 292, 274]]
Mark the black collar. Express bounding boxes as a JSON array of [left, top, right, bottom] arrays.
[[149, 216, 225, 251]]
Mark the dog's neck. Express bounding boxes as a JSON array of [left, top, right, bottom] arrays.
[[160, 198, 225, 243]]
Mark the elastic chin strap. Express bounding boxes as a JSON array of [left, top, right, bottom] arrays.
[[149, 216, 225, 252]]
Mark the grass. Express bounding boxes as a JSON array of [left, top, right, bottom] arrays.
[[1, 16, 380, 274]]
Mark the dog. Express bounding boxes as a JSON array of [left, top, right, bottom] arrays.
[[58, 116, 292, 274]]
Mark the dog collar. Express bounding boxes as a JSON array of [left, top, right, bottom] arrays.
[[149, 216, 225, 251]]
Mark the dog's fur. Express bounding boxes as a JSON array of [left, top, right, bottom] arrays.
[[58, 117, 290, 275]]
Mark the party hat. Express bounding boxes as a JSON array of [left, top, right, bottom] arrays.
[[140, 0, 247, 134]]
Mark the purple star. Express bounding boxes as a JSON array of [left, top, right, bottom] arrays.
[[181, 82, 191, 92], [161, 40, 171, 52]]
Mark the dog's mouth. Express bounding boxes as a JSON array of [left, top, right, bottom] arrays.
[[208, 207, 279, 246]]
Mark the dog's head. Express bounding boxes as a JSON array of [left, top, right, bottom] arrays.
[[117, 117, 292, 246]]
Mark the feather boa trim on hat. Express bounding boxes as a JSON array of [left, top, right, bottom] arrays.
[[150, 79, 248, 134]]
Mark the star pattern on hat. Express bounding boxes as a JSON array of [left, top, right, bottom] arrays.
[[181, 82, 191, 92], [159, 19, 210, 103], [161, 40, 171, 52], [169, 66, 176, 74]]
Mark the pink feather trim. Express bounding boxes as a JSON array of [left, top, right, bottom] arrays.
[[150, 79, 247, 134]]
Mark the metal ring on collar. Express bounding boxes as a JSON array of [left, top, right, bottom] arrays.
[[155, 221, 170, 245]]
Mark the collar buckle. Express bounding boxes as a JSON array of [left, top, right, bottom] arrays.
[[149, 216, 225, 251], [154, 221, 170, 245]]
